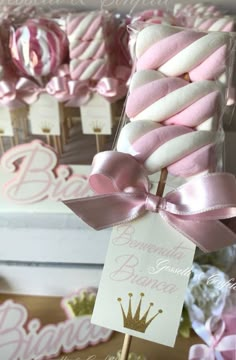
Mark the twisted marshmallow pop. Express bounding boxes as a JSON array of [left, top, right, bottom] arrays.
[[66, 11, 108, 42], [10, 18, 68, 77], [117, 70, 222, 177], [135, 24, 230, 85], [66, 12, 110, 80], [173, 3, 221, 18], [186, 16, 235, 33]]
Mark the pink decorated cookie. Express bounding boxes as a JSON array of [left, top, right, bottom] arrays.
[[10, 18, 68, 77], [135, 24, 230, 86]]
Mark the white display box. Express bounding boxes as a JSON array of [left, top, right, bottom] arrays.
[[0, 213, 111, 264], [0, 263, 103, 296]]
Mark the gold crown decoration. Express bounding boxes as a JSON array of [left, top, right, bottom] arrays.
[[64, 290, 96, 318], [40, 120, 53, 134], [117, 293, 163, 333], [91, 120, 104, 134], [0, 128, 5, 135]]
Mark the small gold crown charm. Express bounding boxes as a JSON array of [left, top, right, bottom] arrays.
[[64, 290, 96, 318], [41, 126, 51, 134], [91, 120, 104, 134], [0, 128, 5, 135], [117, 293, 163, 333], [40, 120, 53, 134]]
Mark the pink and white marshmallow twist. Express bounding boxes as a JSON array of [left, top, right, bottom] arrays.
[[10, 18, 68, 77], [136, 24, 231, 86]]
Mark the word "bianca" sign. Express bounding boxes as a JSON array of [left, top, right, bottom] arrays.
[[0, 141, 92, 204]]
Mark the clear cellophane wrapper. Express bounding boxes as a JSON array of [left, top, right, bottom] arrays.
[[113, 21, 236, 182]]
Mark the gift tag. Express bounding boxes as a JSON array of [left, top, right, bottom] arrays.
[[80, 93, 113, 135], [29, 94, 62, 136], [92, 197, 196, 347], [0, 107, 14, 137]]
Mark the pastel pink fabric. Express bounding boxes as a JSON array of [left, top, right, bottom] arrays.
[[189, 317, 236, 360], [64, 151, 236, 252]]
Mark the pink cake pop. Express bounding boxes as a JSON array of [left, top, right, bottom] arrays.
[[10, 18, 68, 77]]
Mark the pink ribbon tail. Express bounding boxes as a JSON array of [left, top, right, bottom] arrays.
[[189, 318, 236, 360]]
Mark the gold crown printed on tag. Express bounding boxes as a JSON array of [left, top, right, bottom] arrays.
[[91, 120, 104, 134], [117, 293, 163, 333]]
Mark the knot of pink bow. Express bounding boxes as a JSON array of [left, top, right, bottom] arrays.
[[15, 64, 130, 106], [16, 76, 71, 104], [0, 80, 24, 108], [63, 151, 236, 253], [189, 316, 236, 360]]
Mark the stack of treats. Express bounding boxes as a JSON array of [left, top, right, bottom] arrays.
[[66, 11, 114, 81]]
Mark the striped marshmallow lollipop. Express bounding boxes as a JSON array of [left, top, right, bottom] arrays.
[[70, 58, 108, 81], [10, 18, 68, 77], [132, 9, 175, 25], [117, 70, 220, 176], [66, 12, 107, 42], [173, 3, 222, 18], [117, 120, 217, 177], [190, 16, 235, 32], [69, 39, 107, 60], [126, 70, 222, 131], [135, 24, 230, 85]]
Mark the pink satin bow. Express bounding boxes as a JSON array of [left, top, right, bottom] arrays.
[[0, 80, 24, 108], [64, 151, 236, 252], [189, 318, 236, 360], [66, 77, 124, 107], [16, 77, 71, 104]]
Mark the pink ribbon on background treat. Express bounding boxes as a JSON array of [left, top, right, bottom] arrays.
[[16, 73, 128, 107], [64, 151, 236, 253], [16, 77, 71, 104], [66, 72, 129, 107], [0, 79, 24, 108], [189, 317, 236, 360]]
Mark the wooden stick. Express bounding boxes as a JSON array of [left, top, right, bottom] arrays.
[[120, 168, 168, 360], [95, 135, 101, 153], [46, 135, 51, 146], [22, 117, 29, 140], [10, 137, 15, 148], [56, 136, 63, 155], [53, 136, 59, 154], [0, 137, 4, 154], [156, 168, 168, 197], [120, 334, 132, 360], [14, 129, 19, 145]]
